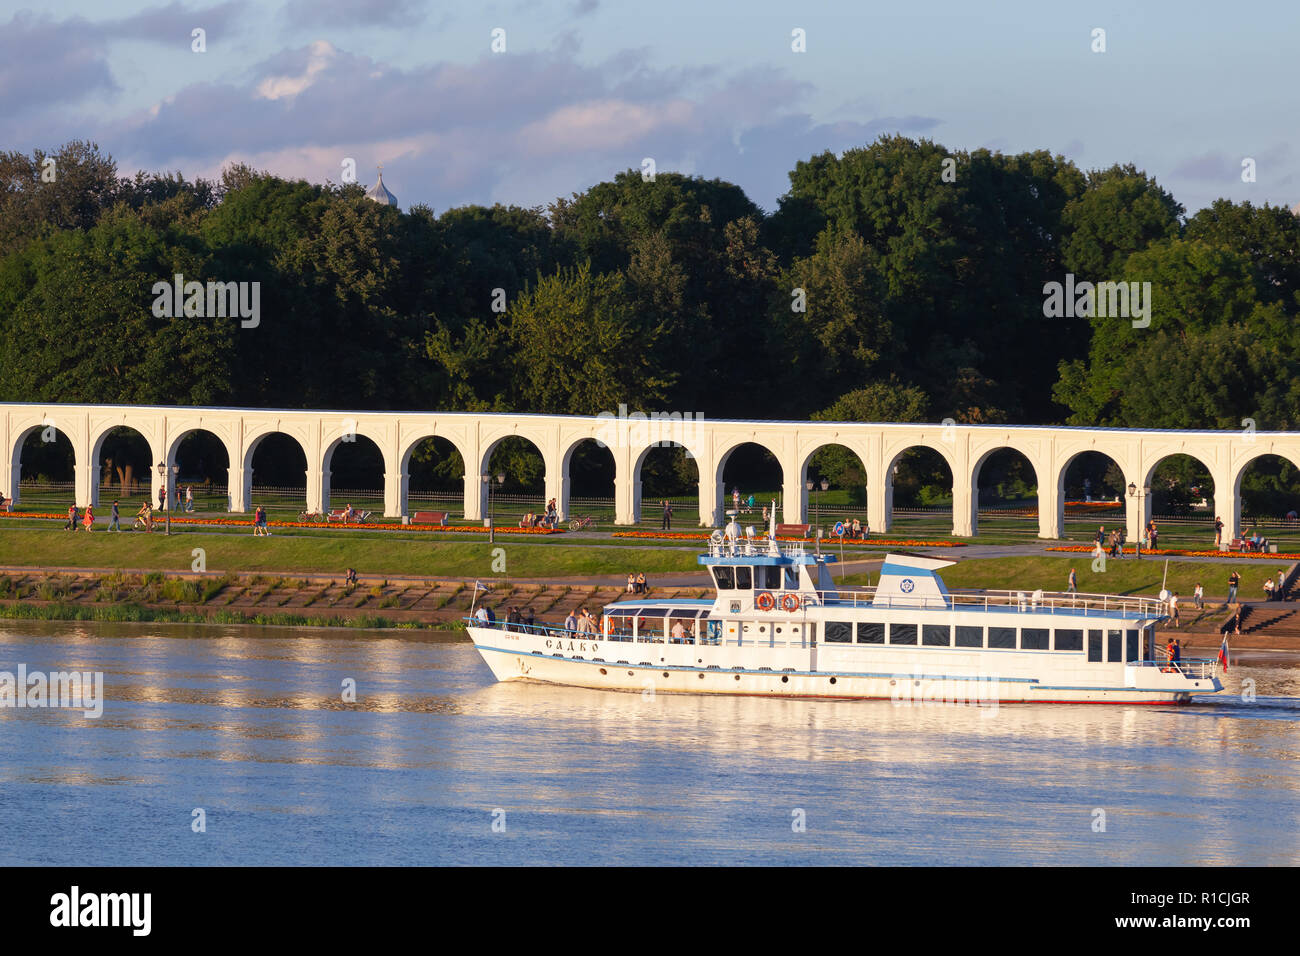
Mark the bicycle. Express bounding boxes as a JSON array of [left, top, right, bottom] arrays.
[[568, 514, 596, 532]]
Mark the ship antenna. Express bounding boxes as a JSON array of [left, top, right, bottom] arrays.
[[768, 498, 780, 555]]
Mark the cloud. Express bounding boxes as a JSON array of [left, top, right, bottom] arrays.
[[15, 17, 942, 213], [0, 4, 244, 118], [279, 0, 427, 28], [1171, 151, 1239, 182]]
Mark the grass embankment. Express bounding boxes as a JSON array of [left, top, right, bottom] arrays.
[[0, 529, 700, 578], [842, 555, 1289, 601], [0, 572, 453, 629]]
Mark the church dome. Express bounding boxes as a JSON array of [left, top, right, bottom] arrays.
[[365, 168, 398, 208]]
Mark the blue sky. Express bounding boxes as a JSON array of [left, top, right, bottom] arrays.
[[3, 0, 1296, 215]]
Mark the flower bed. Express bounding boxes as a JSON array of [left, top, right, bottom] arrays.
[[1045, 545, 1300, 560], [0, 511, 565, 534], [612, 530, 964, 547]]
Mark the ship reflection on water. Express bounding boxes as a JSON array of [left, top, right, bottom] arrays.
[[0, 621, 1296, 865]]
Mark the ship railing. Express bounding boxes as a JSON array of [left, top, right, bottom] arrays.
[[466, 617, 721, 645], [812, 586, 1166, 618], [706, 536, 808, 559], [464, 618, 602, 639], [1129, 658, 1218, 679]]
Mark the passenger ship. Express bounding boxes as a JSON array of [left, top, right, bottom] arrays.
[[466, 514, 1224, 705]]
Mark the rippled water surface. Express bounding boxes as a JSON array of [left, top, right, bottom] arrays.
[[1, 620, 1296, 865]]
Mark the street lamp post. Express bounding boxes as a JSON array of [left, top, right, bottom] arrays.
[[805, 478, 830, 533], [155, 462, 172, 536], [1127, 482, 1150, 560], [484, 473, 505, 542]]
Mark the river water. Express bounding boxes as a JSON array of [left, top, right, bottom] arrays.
[[0, 620, 1296, 866]]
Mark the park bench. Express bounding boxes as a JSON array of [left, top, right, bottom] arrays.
[[1229, 536, 1274, 553], [327, 508, 371, 524], [411, 510, 449, 526], [774, 523, 811, 538]]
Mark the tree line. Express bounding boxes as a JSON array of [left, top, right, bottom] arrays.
[[2, 137, 1298, 501]]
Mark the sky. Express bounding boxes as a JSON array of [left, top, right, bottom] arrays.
[[2, 0, 1297, 216]]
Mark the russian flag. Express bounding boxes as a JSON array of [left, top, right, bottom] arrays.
[[1218, 635, 1230, 673]]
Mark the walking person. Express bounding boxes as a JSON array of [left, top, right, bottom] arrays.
[[185, 485, 194, 512], [1193, 582, 1204, 610], [1169, 592, 1180, 627], [661, 499, 672, 530], [1228, 570, 1240, 605], [109, 499, 121, 532], [1067, 567, 1077, 593], [65, 503, 77, 531], [82, 504, 94, 532]]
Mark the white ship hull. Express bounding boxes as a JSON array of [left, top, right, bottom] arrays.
[[467, 626, 1221, 705]]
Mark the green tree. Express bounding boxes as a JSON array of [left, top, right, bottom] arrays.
[[506, 262, 674, 414]]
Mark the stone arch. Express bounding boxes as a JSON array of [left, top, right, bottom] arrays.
[[715, 440, 783, 523], [7, 421, 77, 509], [798, 439, 871, 531], [323, 432, 387, 516], [92, 425, 159, 510], [633, 440, 700, 528], [165, 427, 235, 512], [400, 433, 469, 518], [1053, 448, 1132, 542], [559, 436, 618, 524], [1231, 448, 1300, 546], [1138, 451, 1217, 549], [243, 430, 311, 514], [968, 445, 1043, 538], [475, 433, 548, 525], [881, 442, 957, 536]]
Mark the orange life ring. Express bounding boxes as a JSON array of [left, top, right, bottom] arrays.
[[755, 590, 776, 611], [781, 593, 801, 612]]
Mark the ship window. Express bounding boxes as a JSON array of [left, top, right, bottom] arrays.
[[1125, 629, 1139, 662], [735, 566, 752, 590], [955, 626, 983, 648], [857, 622, 885, 644], [783, 568, 799, 590], [888, 623, 917, 645], [1021, 628, 1049, 650], [1087, 630, 1103, 662], [759, 566, 782, 589], [1107, 630, 1122, 663], [922, 624, 951, 647], [825, 621, 853, 643], [1054, 628, 1083, 651], [713, 566, 735, 590], [988, 627, 1016, 649]]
